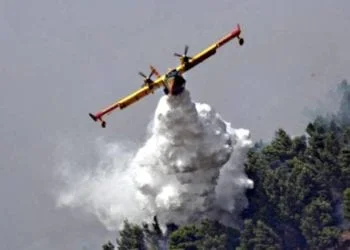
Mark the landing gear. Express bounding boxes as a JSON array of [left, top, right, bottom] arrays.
[[163, 88, 169, 95], [239, 37, 244, 46], [101, 121, 106, 128]]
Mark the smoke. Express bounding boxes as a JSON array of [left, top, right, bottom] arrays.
[[303, 79, 350, 121], [56, 89, 253, 230], [337, 80, 350, 125]]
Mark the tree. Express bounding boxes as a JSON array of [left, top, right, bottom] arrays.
[[291, 135, 307, 158], [242, 150, 275, 222], [339, 148, 350, 188], [279, 159, 318, 223], [338, 79, 350, 125], [237, 219, 282, 250], [142, 216, 165, 250], [102, 241, 115, 250], [103, 79, 350, 249], [300, 198, 339, 249], [343, 188, 350, 221], [262, 129, 293, 162], [306, 116, 328, 160], [169, 220, 239, 250], [116, 220, 147, 250]]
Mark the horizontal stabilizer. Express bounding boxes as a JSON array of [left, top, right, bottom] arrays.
[[89, 113, 97, 121]]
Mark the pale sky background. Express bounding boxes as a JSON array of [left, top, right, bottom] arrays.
[[1, 1, 350, 249]]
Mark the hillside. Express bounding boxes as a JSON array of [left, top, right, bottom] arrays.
[[102, 80, 350, 250]]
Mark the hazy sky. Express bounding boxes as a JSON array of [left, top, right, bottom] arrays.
[[1, 1, 350, 249]]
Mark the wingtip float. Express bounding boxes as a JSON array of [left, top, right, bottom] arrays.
[[89, 24, 244, 128]]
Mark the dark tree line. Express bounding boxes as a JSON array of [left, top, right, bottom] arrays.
[[103, 80, 350, 249]]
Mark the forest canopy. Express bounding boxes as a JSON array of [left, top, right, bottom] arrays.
[[103, 80, 350, 250]]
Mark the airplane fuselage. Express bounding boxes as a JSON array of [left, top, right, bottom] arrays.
[[89, 24, 244, 127], [163, 69, 186, 95]]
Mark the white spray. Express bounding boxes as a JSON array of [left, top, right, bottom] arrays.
[[56, 89, 253, 230]]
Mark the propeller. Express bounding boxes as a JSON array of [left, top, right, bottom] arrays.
[[174, 45, 192, 64], [139, 70, 155, 87]]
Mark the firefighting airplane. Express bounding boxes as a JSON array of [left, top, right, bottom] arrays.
[[89, 24, 244, 128]]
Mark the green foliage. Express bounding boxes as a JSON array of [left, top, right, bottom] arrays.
[[338, 79, 350, 125], [116, 220, 147, 250], [102, 241, 115, 250], [168, 219, 239, 250], [142, 216, 164, 249], [339, 148, 350, 187], [237, 219, 282, 250], [261, 129, 294, 162], [242, 82, 350, 249], [300, 198, 339, 249], [343, 188, 350, 221], [103, 79, 350, 250]]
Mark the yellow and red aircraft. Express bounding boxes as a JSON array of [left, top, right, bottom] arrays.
[[89, 24, 244, 128]]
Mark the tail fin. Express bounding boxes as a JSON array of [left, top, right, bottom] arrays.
[[150, 65, 161, 78]]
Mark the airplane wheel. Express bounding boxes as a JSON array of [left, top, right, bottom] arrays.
[[239, 38, 244, 46], [163, 88, 169, 95], [101, 121, 106, 128]]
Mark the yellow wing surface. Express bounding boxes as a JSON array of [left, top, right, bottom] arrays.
[[89, 24, 243, 127], [113, 76, 165, 110], [90, 75, 165, 125]]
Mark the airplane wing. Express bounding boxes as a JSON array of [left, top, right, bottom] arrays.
[[90, 24, 244, 128], [117, 76, 165, 109], [89, 75, 165, 127], [175, 24, 243, 75]]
